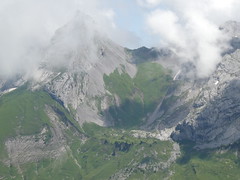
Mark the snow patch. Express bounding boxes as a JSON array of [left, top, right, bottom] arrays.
[[1, 88, 17, 95], [173, 70, 181, 80]]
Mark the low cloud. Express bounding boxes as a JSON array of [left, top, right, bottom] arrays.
[[144, 0, 240, 77], [1, 0, 239, 79], [0, 0, 139, 78], [0, 0, 79, 77]]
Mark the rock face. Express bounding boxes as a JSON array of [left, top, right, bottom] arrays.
[[144, 21, 240, 148], [171, 50, 240, 148]]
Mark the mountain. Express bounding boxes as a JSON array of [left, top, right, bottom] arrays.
[[33, 13, 137, 127], [1, 16, 240, 179]]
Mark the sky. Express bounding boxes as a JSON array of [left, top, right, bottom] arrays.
[[0, 0, 240, 78]]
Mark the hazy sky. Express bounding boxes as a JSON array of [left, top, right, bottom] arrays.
[[0, 0, 240, 78]]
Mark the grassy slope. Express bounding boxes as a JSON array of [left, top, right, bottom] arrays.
[[103, 62, 172, 128], [0, 87, 81, 179], [0, 86, 174, 179], [134, 62, 172, 111], [17, 124, 240, 180], [0, 87, 79, 142], [0, 87, 52, 157], [71, 123, 173, 180], [171, 142, 240, 180], [8, 123, 173, 180], [0, 87, 240, 180]]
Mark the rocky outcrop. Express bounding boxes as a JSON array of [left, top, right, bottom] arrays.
[[4, 107, 68, 165], [172, 50, 240, 148]]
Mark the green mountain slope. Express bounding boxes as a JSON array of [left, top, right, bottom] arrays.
[[0, 87, 55, 156], [103, 62, 172, 128], [172, 141, 240, 180], [0, 87, 176, 179], [0, 93, 177, 179]]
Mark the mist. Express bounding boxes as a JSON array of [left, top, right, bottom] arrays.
[[141, 0, 240, 77], [0, 0, 139, 79]]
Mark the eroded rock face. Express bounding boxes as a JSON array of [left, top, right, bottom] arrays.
[[4, 107, 67, 165], [171, 50, 240, 148], [173, 80, 240, 148]]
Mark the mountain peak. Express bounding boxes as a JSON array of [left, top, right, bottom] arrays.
[[43, 12, 112, 71]]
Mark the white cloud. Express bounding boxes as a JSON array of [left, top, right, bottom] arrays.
[[0, 0, 80, 77], [145, 0, 240, 77], [147, 10, 187, 49], [1, 0, 240, 79], [0, 0, 139, 78]]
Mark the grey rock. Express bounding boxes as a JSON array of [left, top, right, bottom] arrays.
[[220, 21, 240, 37], [171, 49, 240, 148]]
